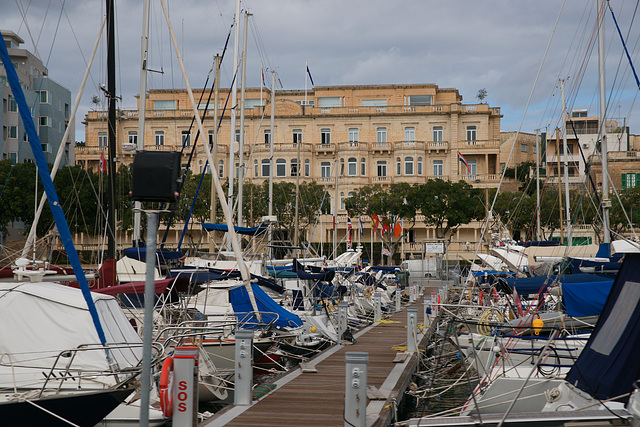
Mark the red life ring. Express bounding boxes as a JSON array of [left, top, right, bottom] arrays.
[[159, 356, 174, 418]]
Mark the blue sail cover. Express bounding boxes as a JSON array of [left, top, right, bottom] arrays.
[[229, 282, 302, 329], [565, 253, 640, 403], [202, 222, 268, 236], [562, 279, 614, 317], [123, 246, 183, 262], [502, 273, 611, 295]]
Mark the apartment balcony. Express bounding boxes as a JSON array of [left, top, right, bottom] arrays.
[[426, 141, 449, 153], [75, 145, 108, 157], [371, 142, 391, 153], [393, 140, 426, 151], [253, 142, 313, 154], [337, 141, 369, 153], [459, 173, 502, 186], [315, 143, 336, 155], [371, 175, 392, 185], [460, 139, 500, 150]]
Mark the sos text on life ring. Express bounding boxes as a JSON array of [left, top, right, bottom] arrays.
[[159, 356, 174, 418]]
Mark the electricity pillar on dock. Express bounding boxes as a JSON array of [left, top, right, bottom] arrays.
[[395, 288, 401, 312], [172, 346, 199, 426], [345, 352, 368, 427], [407, 307, 418, 352], [338, 302, 348, 339], [234, 329, 254, 405], [374, 292, 382, 323]]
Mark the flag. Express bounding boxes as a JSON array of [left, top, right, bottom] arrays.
[[371, 215, 379, 230], [333, 214, 336, 231], [458, 151, 471, 174], [393, 220, 402, 238], [381, 217, 390, 235], [381, 247, 391, 257], [261, 68, 266, 87], [99, 151, 107, 172], [347, 213, 352, 249], [306, 65, 315, 86], [359, 216, 364, 235]]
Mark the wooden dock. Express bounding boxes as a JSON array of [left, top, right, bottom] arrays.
[[203, 300, 431, 426]]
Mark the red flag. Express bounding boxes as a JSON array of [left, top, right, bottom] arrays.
[[99, 151, 107, 172], [393, 221, 402, 238], [261, 68, 266, 86], [371, 215, 379, 230]]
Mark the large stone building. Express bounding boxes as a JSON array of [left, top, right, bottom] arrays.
[[0, 31, 74, 166], [80, 83, 506, 260]]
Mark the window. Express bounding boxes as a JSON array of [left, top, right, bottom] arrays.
[[340, 158, 345, 176], [254, 160, 259, 176], [433, 160, 443, 176], [321, 128, 331, 144], [572, 110, 587, 118], [261, 159, 270, 177], [41, 143, 51, 153], [235, 129, 240, 143], [521, 143, 527, 153], [433, 126, 443, 142], [321, 162, 331, 178], [264, 129, 271, 145], [182, 131, 191, 147], [154, 100, 175, 110], [362, 99, 387, 107], [396, 157, 401, 175], [276, 159, 286, 177], [305, 159, 310, 177], [244, 98, 263, 109], [622, 173, 640, 189], [39, 116, 50, 127], [349, 128, 359, 142], [408, 95, 432, 105], [291, 158, 299, 176], [466, 125, 477, 141], [340, 192, 345, 210], [8, 126, 17, 139], [208, 130, 215, 145], [347, 157, 357, 176], [500, 162, 506, 172], [533, 145, 537, 154], [405, 157, 414, 175], [218, 160, 224, 177], [361, 157, 366, 176], [155, 131, 164, 146], [377, 161, 387, 177], [9, 152, 17, 165], [377, 127, 387, 143], [317, 97, 341, 107], [405, 127, 415, 141], [235, 162, 240, 179], [8, 95, 17, 112], [128, 131, 138, 146], [468, 160, 477, 176], [39, 90, 50, 104], [293, 129, 302, 144], [98, 132, 108, 147], [64, 103, 70, 118], [417, 157, 423, 175]]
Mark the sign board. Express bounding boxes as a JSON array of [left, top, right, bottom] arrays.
[[424, 242, 445, 254]]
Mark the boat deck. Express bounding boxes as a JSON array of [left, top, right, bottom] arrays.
[[202, 300, 431, 426]]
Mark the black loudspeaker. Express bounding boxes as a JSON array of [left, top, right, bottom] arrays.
[[131, 151, 181, 203]]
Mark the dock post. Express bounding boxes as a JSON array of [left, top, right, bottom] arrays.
[[407, 307, 418, 352], [423, 295, 431, 328], [338, 302, 348, 339], [234, 329, 254, 405], [395, 287, 401, 312], [172, 346, 199, 426], [345, 352, 368, 427], [409, 282, 415, 302], [374, 292, 382, 322]]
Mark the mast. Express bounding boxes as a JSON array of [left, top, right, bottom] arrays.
[[560, 79, 572, 246], [133, 0, 151, 247], [535, 128, 541, 241], [209, 55, 221, 254], [598, 0, 611, 248], [106, 0, 117, 260], [237, 11, 251, 227], [268, 70, 275, 258], [333, 159, 338, 257], [227, 0, 241, 244]]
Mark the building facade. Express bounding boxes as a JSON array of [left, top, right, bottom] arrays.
[[81, 83, 503, 259], [1, 31, 74, 166]]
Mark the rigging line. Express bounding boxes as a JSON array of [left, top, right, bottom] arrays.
[[608, 1, 640, 89], [479, 0, 566, 271], [14, 0, 40, 58]]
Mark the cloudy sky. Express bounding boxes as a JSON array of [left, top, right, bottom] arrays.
[[4, 0, 640, 141]]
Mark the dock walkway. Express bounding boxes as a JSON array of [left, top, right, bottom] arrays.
[[203, 301, 431, 426]]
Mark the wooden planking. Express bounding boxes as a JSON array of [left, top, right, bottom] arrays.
[[204, 301, 428, 427]]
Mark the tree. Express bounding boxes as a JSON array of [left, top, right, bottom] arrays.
[[345, 183, 416, 265], [476, 88, 487, 103], [410, 179, 485, 241]]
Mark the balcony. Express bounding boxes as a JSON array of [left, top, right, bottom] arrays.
[[337, 141, 369, 153], [393, 140, 426, 151], [372, 142, 391, 153], [315, 143, 336, 155], [371, 176, 391, 185], [461, 139, 500, 149], [426, 141, 449, 152]]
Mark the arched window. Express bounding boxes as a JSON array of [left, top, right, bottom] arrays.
[[340, 192, 345, 210], [218, 160, 224, 178], [396, 157, 401, 175], [348, 157, 357, 176], [360, 157, 366, 176], [417, 157, 423, 175], [305, 159, 310, 176], [253, 159, 258, 176], [405, 156, 414, 175], [276, 159, 286, 177], [261, 159, 270, 177]]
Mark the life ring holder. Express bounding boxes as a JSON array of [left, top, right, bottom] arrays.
[[159, 356, 174, 418]]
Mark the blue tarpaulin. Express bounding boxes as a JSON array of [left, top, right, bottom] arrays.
[[562, 279, 614, 317], [502, 273, 611, 295], [229, 282, 302, 329], [202, 222, 268, 236]]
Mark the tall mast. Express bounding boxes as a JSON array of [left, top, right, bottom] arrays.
[[209, 55, 221, 253], [561, 79, 572, 246], [535, 128, 541, 241], [598, 0, 611, 248], [133, 0, 150, 246], [227, 0, 241, 243], [106, 0, 117, 260], [268, 70, 275, 258], [237, 12, 250, 227]]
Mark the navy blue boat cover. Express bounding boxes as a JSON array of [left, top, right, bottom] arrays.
[[229, 282, 303, 329], [565, 252, 640, 403], [502, 273, 611, 295], [562, 279, 614, 317], [201, 222, 268, 236], [124, 246, 183, 261]]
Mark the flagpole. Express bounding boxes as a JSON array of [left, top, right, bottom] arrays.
[[304, 60, 308, 106], [260, 60, 263, 106]]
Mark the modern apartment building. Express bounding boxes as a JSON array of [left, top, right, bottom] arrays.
[[80, 83, 503, 259], [1, 30, 74, 166]]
